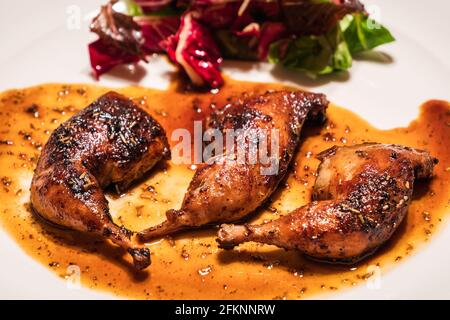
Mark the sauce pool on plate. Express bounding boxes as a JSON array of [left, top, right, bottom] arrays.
[[0, 79, 449, 299]]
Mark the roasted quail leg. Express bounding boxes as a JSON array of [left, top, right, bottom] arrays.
[[31, 92, 170, 270], [217, 143, 438, 263], [139, 90, 328, 240]]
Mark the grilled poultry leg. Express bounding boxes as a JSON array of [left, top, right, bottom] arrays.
[[138, 90, 328, 241], [31, 92, 170, 270], [217, 143, 438, 263]]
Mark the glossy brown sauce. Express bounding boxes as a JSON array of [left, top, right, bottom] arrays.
[[0, 79, 449, 299]]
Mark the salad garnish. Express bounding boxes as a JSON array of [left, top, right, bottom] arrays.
[[88, 0, 394, 86]]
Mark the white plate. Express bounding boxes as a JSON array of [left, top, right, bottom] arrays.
[[0, 0, 449, 299]]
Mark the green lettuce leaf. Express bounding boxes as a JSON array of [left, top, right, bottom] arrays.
[[268, 26, 352, 77], [342, 13, 395, 53]]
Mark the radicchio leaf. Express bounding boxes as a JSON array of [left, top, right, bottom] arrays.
[[189, 0, 242, 29], [189, 0, 280, 29], [257, 22, 288, 60], [88, 39, 141, 78], [135, 15, 180, 53], [162, 12, 223, 88]]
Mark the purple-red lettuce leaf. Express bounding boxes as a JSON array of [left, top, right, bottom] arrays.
[[90, 1, 145, 56], [89, 1, 180, 77], [280, 0, 364, 36], [89, 1, 148, 77]]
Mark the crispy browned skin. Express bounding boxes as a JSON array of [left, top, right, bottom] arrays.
[[138, 90, 328, 241], [30, 92, 170, 270], [217, 143, 438, 263]]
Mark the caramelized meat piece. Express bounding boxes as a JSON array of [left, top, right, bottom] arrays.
[[217, 143, 438, 263], [31, 92, 170, 270], [139, 90, 328, 240]]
